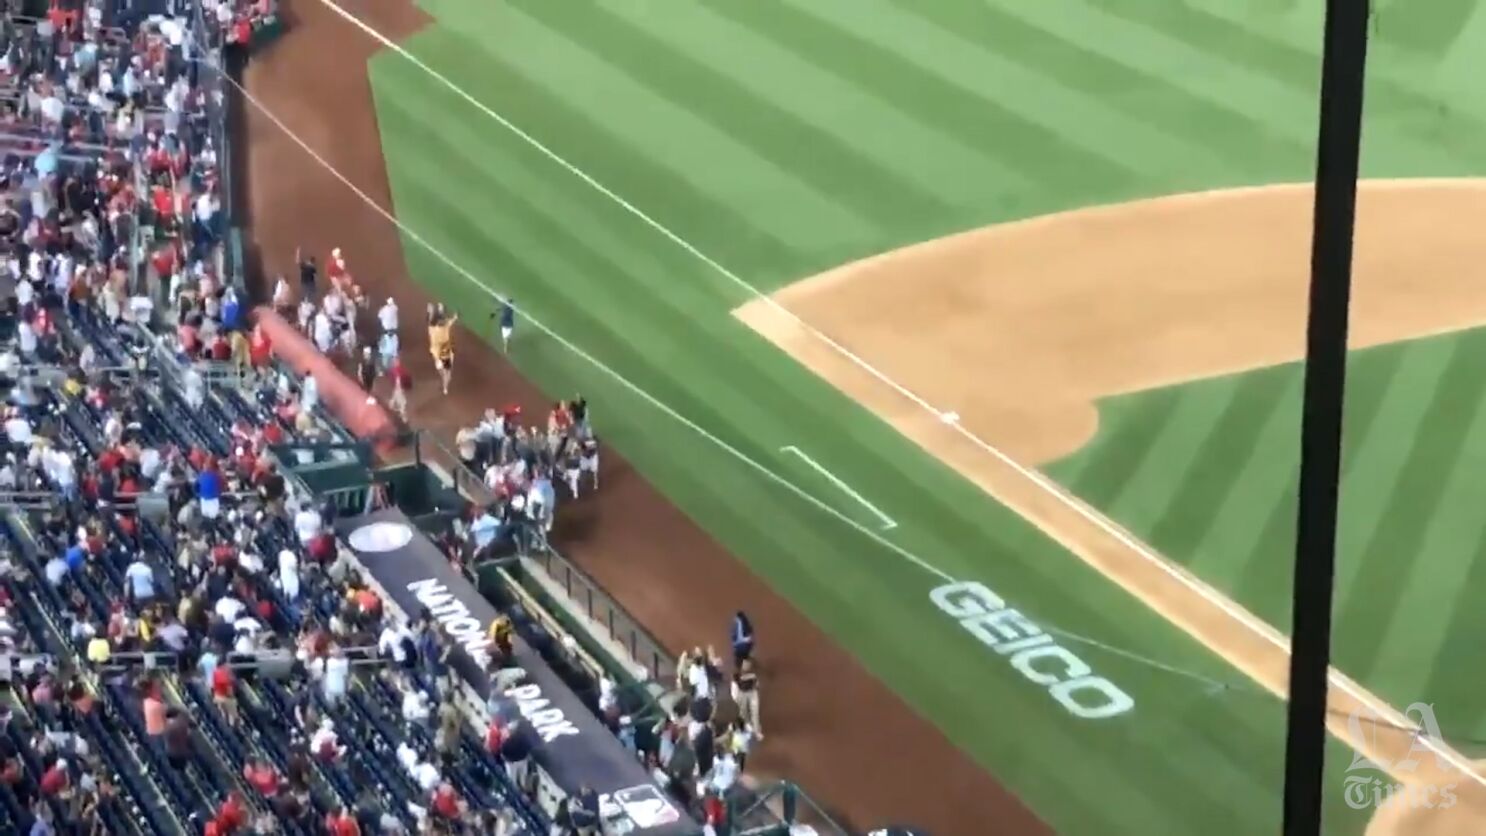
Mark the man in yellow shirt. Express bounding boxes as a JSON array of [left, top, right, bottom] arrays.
[[427, 312, 458, 395]]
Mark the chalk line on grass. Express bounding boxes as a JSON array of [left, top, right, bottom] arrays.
[[303, 0, 1486, 786], [781, 445, 897, 530]]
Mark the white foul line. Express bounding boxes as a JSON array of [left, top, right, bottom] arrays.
[[313, 0, 1484, 783], [781, 445, 897, 530]]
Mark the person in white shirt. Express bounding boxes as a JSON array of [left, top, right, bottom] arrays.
[[124, 556, 155, 603], [4, 412, 31, 446], [708, 751, 738, 795], [688, 655, 712, 701], [339, 308, 358, 354], [44, 554, 67, 586], [311, 719, 343, 761], [233, 623, 259, 654], [401, 689, 431, 724], [182, 367, 205, 410], [396, 741, 419, 775], [273, 276, 292, 311], [15, 321, 36, 359], [378, 623, 413, 665], [413, 760, 440, 793], [297, 297, 315, 333], [377, 330, 398, 372], [139, 447, 162, 481], [47, 450, 75, 499], [214, 595, 246, 623], [469, 509, 500, 551], [293, 506, 322, 546], [278, 549, 300, 601], [323, 290, 344, 321], [301, 374, 320, 415], [322, 649, 349, 705], [15, 277, 33, 309], [378, 298, 398, 334], [312, 310, 334, 354]]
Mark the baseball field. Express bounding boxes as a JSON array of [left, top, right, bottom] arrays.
[[238, 0, 1486, 832]]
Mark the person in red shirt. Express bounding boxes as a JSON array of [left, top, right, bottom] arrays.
[[243, 757, 278, 797], [39, 759, 69, 796], [217, 791, 248, 833], [187, 446, 211, 473], [484, 719, 506, 755], [212, 665, 238, 724], [431, 782, 460, 819], [249, 326, 273, 368], [387, 355, 412, 421], [325, 806, 360, 836]]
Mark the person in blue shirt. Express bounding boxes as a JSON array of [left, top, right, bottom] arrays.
[[199, 646, 219, 681], [470, 506, 501, 552], [731, 610, 754, 665], [196, 467, 221, 520], [221, 290, 243, 333], [569, 784, 600, 834], [63, 545, 85, 574]]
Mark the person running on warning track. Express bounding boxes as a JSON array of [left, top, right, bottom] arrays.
[[387, 354, 412, 421], [355, 347, 376, 393], [427, 311, 457, 395], [490, 297, 515, 353]]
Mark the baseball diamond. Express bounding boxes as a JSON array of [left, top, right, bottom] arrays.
[[235, 0, 1486, 833]]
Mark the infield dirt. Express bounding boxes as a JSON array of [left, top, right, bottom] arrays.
[[229, 0, 1048, 832], [735, 179, 1486, 831]]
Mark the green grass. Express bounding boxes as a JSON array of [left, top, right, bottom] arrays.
[[1049, 326, 1486, 749], [361, 0, 1486, 832]]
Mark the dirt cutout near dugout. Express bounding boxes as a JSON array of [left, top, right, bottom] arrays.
[[735, 179, 1486, 829]]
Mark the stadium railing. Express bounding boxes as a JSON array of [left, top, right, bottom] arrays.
[[406, 430, 678, 686]]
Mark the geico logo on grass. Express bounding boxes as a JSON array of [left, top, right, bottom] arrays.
[[930, 581, 1133, 720]]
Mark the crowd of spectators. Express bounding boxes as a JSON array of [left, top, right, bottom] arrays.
[[0, 2, 577, 836], [0, 2, 792, 834]]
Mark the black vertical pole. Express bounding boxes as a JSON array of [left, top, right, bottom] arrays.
[[1284, 1, 1372, 834]]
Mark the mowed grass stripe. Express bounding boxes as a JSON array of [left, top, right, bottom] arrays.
[[1175, 0, 1486, 117], [1328, 340, 1458, 608], [1370, 404, 1486, 717], [697, 0, 1135, 210], [1331, 332, 1486, 672], [1086, 379, 1244, 550], [1049, 387, 1181, 506], [372, 85, 844, 469], [1417, 524, 1486, 746], [1230, 471, 1298, 631], [590, 0, 1034, 220], [1142, 367, 1294, 566], [1363, 340, 1486, 689], [517, 0, 961, 233], [885, 0, 1279, 186], [1084, 0, 1486, 173], [376, 61, 759, 316], [1183, 370, 1302, 593], [1005, 0, 1318, 168], [1204, 345, 1401, 602], [395, 26, 864, 275], [826, 0, 1234, 192]]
